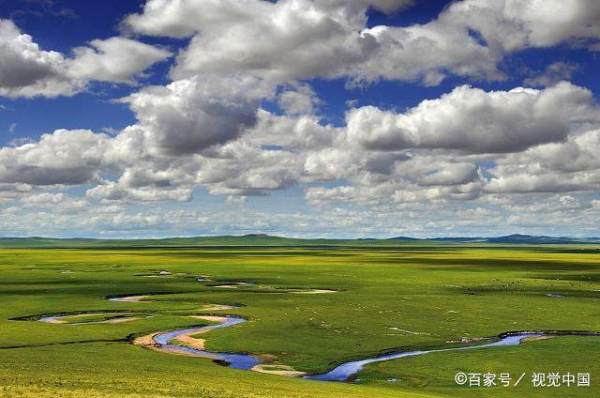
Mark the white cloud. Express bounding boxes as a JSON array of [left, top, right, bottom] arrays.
[[277, 84, 320, 115], [194, 139, 304, 196], [345, 82, 598, 153], [0, 19, 76, 97], [456, 0, 600, 50], [120, 75, 265, 156], [124, 0, 600, 86], [20, 192, 88, 211], [124, 0, 424, 84], [524, 62, 578, 87], [0, 19, 170, 98], [3, 81, 599, 208], [247, 109, 339, 151], [360, 0, 600, 83], [65, 37, 171, 84], [485, 129, 600, 193], [2, 0, 600, 236], [356, 19, 502, 84], [168, 1, 376, 83], [0, 183, 32, 203], [0, 129, 113, 185], [86, 182, 193, 202]]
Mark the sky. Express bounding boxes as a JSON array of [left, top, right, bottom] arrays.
[[0, 0, 600, 239]]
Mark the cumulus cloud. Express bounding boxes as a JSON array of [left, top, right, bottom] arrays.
[[524, 62, 578, 87], [247, 109, 339, 151], [0, 129, 113, 185], [454, 0, 600, 50], [87, 182, 193, 202], [189, 137, 304, 196], [277, 84, 320, 115], [8, 0, 595, 99], [168, 1, 376, 83], [65, 37, 171, 84], [123, 0, 412, 38], [356, 19, 502, 84], [124, 0, 600, 86], [361, 0, 600, 83], [486, 129, 600, 193], [2, 0, 600, 237], [3, 80, 599, 207], [20, 192, 87, 211], [121, 76, 265, 156], [0, 183, 32, 204], [399, 158, 481, 187], [124, 0, 469, 84], [298, 81, 600, 207], [0, 19, 75, 97], [0, 19, 170, 97], [346, 82, 598, 153]]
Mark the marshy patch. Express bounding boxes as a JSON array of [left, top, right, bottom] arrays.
[[106, 291, 179, 302], [11, 310, 149, 325]]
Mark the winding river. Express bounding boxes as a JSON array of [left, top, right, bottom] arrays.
[[305, 333, 541, 381], [150, 316, 262, 370], [23, 281, 600, 383], [139, 319, 599, 382]]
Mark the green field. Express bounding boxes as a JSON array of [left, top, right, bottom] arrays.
[[0, 245, 599, 397]]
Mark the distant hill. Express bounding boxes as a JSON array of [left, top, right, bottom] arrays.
[[386, 236, 420, 241], [0, 234, 598, 248], [428, 237, 487, 243], [0, 235, 377, 248], [485, 234, 599, 244], [389, 234, 600, 244]]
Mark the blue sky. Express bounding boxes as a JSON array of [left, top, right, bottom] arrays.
[[1, 0, 600, 238]]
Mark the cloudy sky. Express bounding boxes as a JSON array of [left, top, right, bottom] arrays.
[[1, 0, 599, 238]]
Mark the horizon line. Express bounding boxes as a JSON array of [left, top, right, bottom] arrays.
[[0, 233, 599, 241]]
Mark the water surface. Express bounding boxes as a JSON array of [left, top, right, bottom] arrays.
[[152, 317, 262, 370], [305, 333, 543, 381]]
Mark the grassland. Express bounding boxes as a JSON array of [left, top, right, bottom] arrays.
[[0, 245, 598, 397]]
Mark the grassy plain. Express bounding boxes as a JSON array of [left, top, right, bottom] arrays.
[[0, 245, 598, 397]]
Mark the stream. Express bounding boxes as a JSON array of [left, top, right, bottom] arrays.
[[151, 316, 262, 370]]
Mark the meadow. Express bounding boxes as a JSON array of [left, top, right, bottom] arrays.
[[0, 245, 598, 397]]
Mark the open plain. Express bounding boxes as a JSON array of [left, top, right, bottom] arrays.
[[1, 244, 599, 398]]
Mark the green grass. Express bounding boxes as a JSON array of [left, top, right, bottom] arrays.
[[360, 337, 599, 397], [0, 246, 598, 397]]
